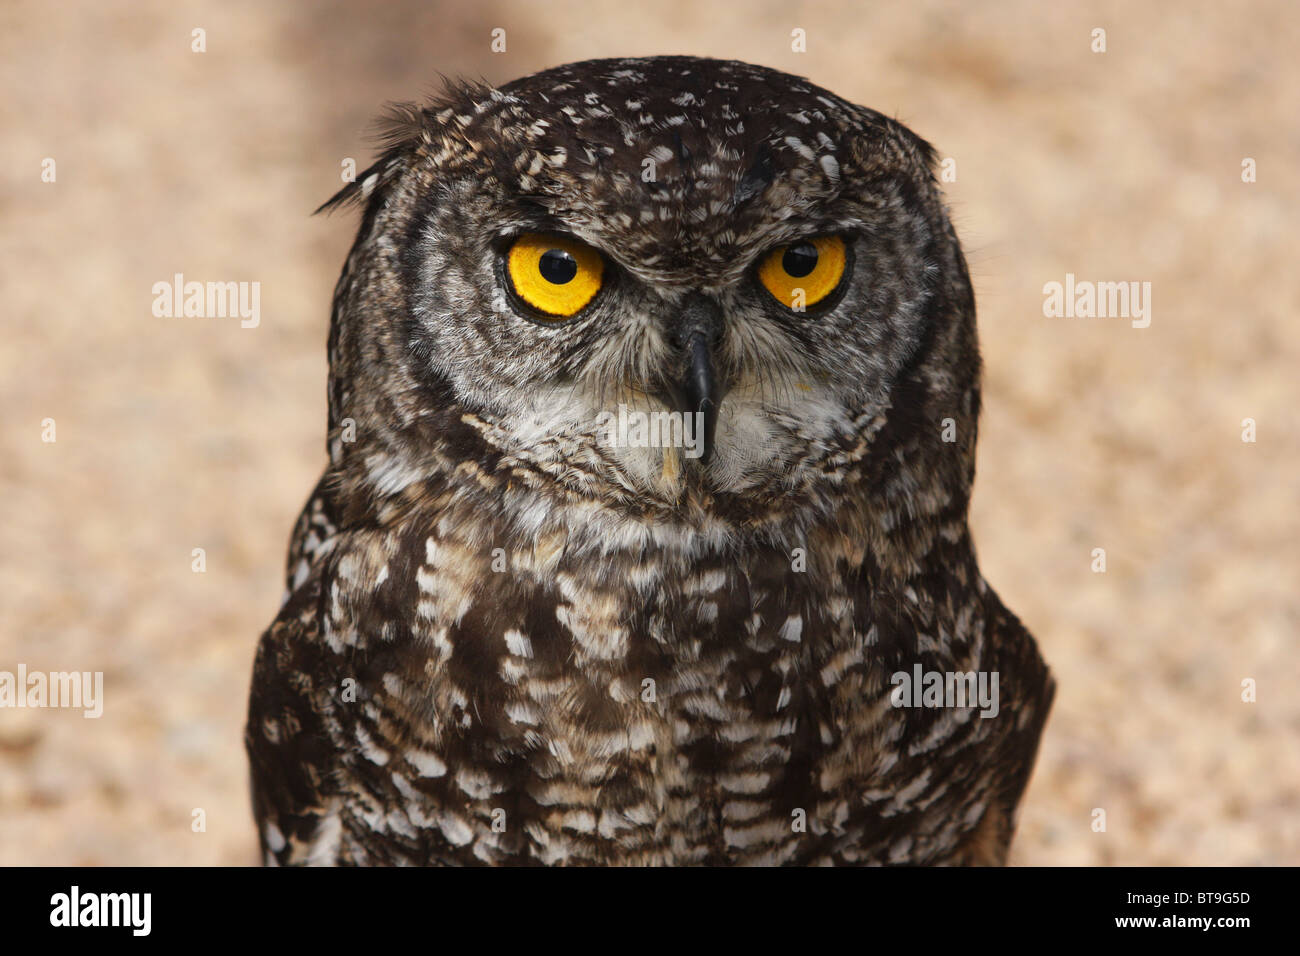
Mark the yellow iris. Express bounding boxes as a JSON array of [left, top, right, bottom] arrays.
[[757, 235, 847, 310], [506, 233, 604, 318]]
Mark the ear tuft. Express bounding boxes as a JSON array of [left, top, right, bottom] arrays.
[[313, 77, 502, 217], [315, 101, 430, 215]]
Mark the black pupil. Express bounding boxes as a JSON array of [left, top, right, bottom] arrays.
[[539, 249, 578, 284], [782, 242, 819, 278]]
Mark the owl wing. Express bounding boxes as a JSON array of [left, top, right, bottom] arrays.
[[247, 469, 353, 865], [282, 472, 341, 597], [945, 588, 1055, 864], [244, 567, 352, 866]]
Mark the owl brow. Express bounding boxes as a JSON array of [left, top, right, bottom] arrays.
[[733, 144, 775, 207], [489, 200, 587, 242]]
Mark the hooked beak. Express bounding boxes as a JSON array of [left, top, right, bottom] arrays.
[[667, 294, 724, 464], [680, 329, 719, 463]]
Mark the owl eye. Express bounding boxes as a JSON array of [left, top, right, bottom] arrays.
[[505, 233, 605, 318], [757, 235, 847, 310]]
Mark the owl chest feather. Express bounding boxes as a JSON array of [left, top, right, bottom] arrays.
[[312, 495, 1012, 865]]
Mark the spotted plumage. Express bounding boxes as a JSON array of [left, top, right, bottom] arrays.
[[246, 56, 1053, 865]]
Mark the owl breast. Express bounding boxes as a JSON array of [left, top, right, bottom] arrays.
[[301, 488, 1008, 867]]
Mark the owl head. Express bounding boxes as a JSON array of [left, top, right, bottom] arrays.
[[321, 57, 981, 534]]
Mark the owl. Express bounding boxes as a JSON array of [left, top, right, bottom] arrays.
[[245, 56, 1053, 866]]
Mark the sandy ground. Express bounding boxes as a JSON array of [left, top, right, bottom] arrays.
[[1, 0, 1296, 865]]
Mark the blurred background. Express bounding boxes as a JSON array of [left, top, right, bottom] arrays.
[[1, 0, 1296, 865]]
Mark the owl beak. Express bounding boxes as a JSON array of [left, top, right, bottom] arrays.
[[668, 294, 723, 464], [680, 329, 719, 463]]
